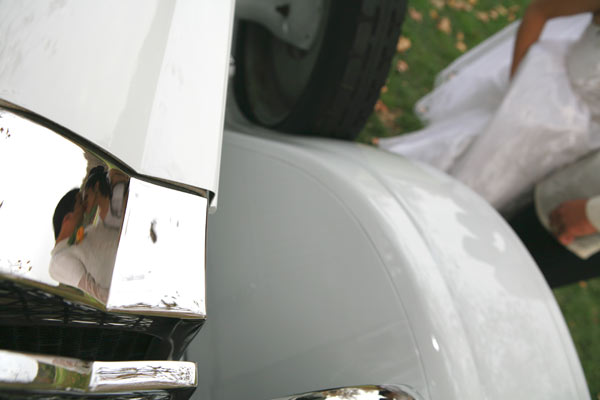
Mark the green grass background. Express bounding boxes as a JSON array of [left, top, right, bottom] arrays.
[[358, 0, 600, 396]]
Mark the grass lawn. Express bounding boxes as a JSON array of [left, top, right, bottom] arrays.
[[358, 0, 600, 396]]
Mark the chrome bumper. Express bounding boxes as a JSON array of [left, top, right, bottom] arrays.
[[274, 385, 421, 400], [0, 106, 206, 397], [0, 107, 206, 318], [0, 350, 196, 399]]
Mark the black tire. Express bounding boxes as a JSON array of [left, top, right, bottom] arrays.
[[234, 0, 407, 140]]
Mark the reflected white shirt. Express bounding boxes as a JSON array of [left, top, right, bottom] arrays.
[[49, 221, 120, 301]]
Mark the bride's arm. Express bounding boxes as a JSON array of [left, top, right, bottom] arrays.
[[510, 0, 600, 77]]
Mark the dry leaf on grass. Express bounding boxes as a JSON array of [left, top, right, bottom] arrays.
[[476, 11, 489, 22], [455, 41, 467, 52], [456, 31, 464, 41], [375, 103, 403, 130], [489, 10, 499, 19], [447, 0, 472, 11], [437, 17, 452, 34], [468, 0, 477, 4], [374, 99, 389, 113], [430, 0, 444, 9], [508, 13, 516, 21], [380, 85, 388, 94], [429, 9, 439, 19], [396, 59, 409, 73], [409, 7, 423, 22], [396, 36, 412, 52], [495, 5, 508, 16]]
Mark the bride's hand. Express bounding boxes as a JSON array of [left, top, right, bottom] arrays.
[[549, 199, 597, 245]]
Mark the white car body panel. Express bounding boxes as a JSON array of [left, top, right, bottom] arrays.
[[0, 2, 590, 398], [0, 0, 234, 201], [188, 112, 589, 399]]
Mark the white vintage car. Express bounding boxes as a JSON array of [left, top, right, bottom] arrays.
[[0, 1, 590, 399]]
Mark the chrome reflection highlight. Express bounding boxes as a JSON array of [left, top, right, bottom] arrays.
[[0, 350, 196, 393], [0, 109, 206, 318], [274, 385, 421, 400], [107, 178, 207, 317]]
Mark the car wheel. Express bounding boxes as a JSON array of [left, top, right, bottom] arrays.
[[234, 0, 407, 140]]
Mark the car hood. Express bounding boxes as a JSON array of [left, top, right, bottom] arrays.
[[0, 0, 234, 204]]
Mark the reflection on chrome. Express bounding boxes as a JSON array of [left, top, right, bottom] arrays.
[[0, 350, 196, 394], [274, 385, 421, 400], [0, 108, 206, 318]]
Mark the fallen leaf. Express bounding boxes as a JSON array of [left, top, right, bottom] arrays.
[[374, 99, 389, 113], [508, 13, 516, 21], [495, 5, 507, 16], [396, 36, 412, 52], [468, 0, 477, 4], [456, 31, 464, 41], [509, 5, 520, 13], [409, 7, 423, 22], [437, 17, 452, 34], [430, 0, 444, 9], [376, 105, 403, 130], [396, 59, 409, 72], [447, 0, 472, 11], [579, 280, 588, 289], [489, 9, 499, 19], [429, 9, 439, 19], [380, 85, 388, 94], [455, 41, 467, 52], [476, 11, 489, 22]]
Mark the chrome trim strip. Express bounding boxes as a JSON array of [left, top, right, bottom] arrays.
[[273, 385, 422, 400], [0, 100, 210, 200], [0, 108, 206, 318], [0, 350, 196, 393]]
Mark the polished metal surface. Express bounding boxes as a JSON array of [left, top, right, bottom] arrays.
[[0, 349, 196, 393], [0, 109, 206, 318], [235, 0, 324, 50], [107, 177, 207, 317], [274, 385, 420, 400]]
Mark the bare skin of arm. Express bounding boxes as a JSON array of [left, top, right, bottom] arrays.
[[550, 199, 598, 245], [510, 0, 600, 77]]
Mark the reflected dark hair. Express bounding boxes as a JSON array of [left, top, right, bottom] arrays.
[[85, 166, 111, 197], [53, 188, 79, 240]]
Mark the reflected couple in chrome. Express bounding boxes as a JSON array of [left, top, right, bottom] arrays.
[[50, 164, 129, 303]]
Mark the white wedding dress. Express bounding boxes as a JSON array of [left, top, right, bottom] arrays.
[[378, 14, 600, 213]]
